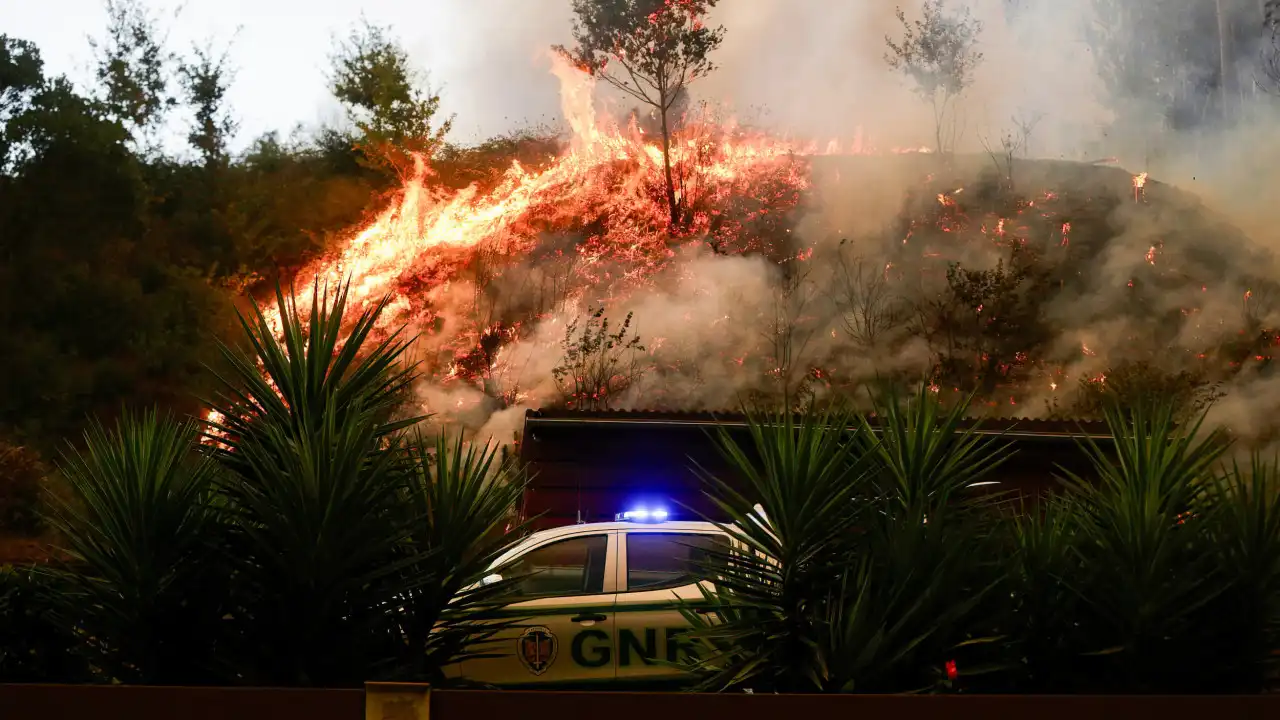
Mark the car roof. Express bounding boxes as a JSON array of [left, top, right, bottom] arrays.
[[491, 520, 725, 568]]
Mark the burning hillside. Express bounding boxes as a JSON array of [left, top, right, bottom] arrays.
[[263, 56, 1280, 444]]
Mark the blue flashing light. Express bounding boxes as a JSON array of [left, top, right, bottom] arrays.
[[616, 507, 670, 523]]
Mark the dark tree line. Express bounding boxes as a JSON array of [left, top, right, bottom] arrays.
[[0, 3, 469, 456]]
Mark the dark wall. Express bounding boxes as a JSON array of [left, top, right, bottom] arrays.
[[519, 412, 1108, 530]]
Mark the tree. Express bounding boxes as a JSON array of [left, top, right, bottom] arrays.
[[328, 19, 453, 179], [89, 0, 175, 152], [177, 42, 237, 168], [0, 36, 45, 173], [884, 0, 984, 155], [834, 246, 905, 351], [555, 0, 725, 229]]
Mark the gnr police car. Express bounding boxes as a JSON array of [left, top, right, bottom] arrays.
[[450, 507, 729, 687]]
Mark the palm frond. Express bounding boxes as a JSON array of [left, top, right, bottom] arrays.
[[381, 430, 533, 682], [43, 409, 225, 684]]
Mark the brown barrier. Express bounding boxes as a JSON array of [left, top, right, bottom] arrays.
[[0, 683, 365, 720], [426, 689, 1280, 720], [3, 683, 1279, 720]]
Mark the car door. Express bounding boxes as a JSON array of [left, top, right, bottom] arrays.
[[460, 530, 618, 687], [612, 529, 728, 682]]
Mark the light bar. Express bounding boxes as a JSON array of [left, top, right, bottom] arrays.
[[615, 507, 670, 523]]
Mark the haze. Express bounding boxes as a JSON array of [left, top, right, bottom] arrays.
[[6, 0, 1108, 158]]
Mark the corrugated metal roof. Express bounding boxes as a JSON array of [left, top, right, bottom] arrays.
[[523, 408, 1114, 440]]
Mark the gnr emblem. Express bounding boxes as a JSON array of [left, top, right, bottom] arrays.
[[518, 626, 558, 675]]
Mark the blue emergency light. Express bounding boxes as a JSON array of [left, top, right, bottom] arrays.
[[616, 507, 670, 523]]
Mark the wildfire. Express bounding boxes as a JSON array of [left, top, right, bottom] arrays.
[[1132, 172, 1147, 202], [263, 53, 818, 345]]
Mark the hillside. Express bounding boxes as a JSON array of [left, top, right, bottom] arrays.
[[262, 134, 1278, 441]]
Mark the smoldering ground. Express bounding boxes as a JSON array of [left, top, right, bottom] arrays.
[[362, 1, 1280, 445]]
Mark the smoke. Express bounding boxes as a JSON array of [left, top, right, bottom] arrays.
[[358, 0, 1280, 448]]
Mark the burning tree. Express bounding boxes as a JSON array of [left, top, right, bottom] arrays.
[[554, 0, 726, 229], [328, 19, 453, 179], [884, 0, 984, 155]]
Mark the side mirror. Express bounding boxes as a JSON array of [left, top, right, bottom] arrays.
[[481, 573, 503, 586]]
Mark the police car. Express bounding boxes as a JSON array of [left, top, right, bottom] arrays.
[[450, 507, 730, 687]]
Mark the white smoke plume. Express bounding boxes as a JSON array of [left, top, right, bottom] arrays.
[[360, 0, 1280, 447]]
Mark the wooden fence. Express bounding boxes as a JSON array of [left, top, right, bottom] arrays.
[[2, 683, 1279, 720]]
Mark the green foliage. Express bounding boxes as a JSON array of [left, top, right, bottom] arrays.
[[385, 432, 531, 681], [205, 281, 422, 686], [682, 390, 1007, 692], [1203, 453, 1280, 691], [0, 564, 92, 683], [555, 0, 725, 226], [42, 410, 226, 684], [329, 19, 453, 178], [1056, 398, 1231, 691], [178, 42, 237, 168], [934, 253, 1052, 393], [1070, 360, 1219, 421], [551, 306, 645, 410], [90, 0, 176, 148], [0, 278, 535, 687], [0, 440, 47, 536]]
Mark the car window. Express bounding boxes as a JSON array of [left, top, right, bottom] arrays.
[[625, 533, 726, 591], [508, 534, 609, 598]]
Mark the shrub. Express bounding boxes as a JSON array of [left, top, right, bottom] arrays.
[[0, 440, 46, 536], [43, 410, 227, 684], [0, 564, 92, 683], [682, 387, 1009, 692]]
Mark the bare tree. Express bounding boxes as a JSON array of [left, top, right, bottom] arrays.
[[834, 246, 904, 350], [552, 306, 646, 410], [758, 262, 822, 410], [884, 0, 984, 155]]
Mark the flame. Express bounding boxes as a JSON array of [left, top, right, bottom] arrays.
[[1132, 172, 1147, 203], [263, 53, 820, 340]]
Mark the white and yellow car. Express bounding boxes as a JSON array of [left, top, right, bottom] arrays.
[[450, 509, 729, 687]]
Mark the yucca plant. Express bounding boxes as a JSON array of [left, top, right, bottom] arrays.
[[844, 386, 1009, 690], [681, 402, 872, 692], [381, 430, 533, 683], [856, 385, 1011, 520], [42, 410, 226, 684], [993, 494, 1089, 692], [1198, 453, 1280, 692], [682, 390, 1006, 692], [205, 280, 427, 686], [0, 564, 93, 683], [1057, 396, 1232, 692]]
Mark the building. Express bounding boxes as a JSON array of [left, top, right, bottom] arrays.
[[517, 409, 1114, 530]]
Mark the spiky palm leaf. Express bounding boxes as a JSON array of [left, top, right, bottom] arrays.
[[42, 410, 225, 684], [205, 280, 427, 686], [1058, 397, 1232, 692], [994, 494, 1090, 692], [382, 431, 533, 682], [205, 280, 420, 457], [857, 385, 1011, 519], [681, 402, 872, 692], [682, 392, 1003, 692], [1199, 453, 1280, 691], [820, 512, 1002, 693]]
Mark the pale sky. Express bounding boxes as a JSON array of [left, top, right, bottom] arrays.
[[3, 1, 1109, 157], [3, 0, 577, 150]]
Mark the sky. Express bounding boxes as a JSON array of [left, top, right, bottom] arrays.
[[4, 0, 1108, 157], [3, 0, 579, 149]]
